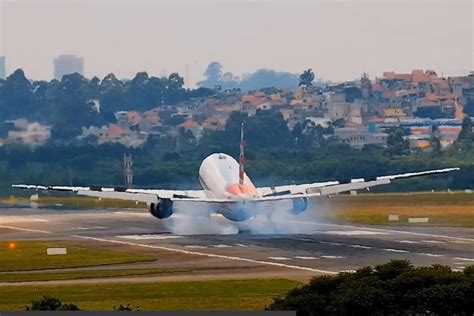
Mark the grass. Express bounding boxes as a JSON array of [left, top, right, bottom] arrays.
[[322, 192, 474, 227], [0, 196, 145, 209], [0, 269, 183, 283], [0, 241, 155, 272], [0, 279, 300, 311]]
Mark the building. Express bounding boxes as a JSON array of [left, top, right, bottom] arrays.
[[54, 54, 84, 80], [0, 56, 5, 79], [334, 127, 388, 148]]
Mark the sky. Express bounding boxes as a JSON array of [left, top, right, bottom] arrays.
[[0, 0, 472, 86]]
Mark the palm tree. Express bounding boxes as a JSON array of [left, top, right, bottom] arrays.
[[299, 69, 315, 86]]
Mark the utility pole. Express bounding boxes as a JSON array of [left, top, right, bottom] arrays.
[[123, 154, 133, 189]]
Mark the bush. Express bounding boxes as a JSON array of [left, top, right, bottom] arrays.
[[266, 260, 474, 315], [26, 295, 80, 311]]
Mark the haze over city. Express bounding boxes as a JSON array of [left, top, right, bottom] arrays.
[[0, 0, 472, 85]]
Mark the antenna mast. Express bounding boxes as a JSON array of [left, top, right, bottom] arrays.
[[123, 154, 133, 189]]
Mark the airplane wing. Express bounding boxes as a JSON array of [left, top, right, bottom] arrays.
[[13, 167, 459, 204], [11, 184, 206, 204], [255, 167, 460, 200]]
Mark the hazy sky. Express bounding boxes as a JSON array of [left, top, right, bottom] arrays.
[[0, 0, 472, 85]]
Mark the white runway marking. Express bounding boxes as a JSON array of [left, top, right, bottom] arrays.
[[321, 255, 346, 259], [398, 240, 420, 244], [294, 256, 319, 260], [212, 244, 232, 248], [383, 248, 409, 253], [453, 257, 474, 262], [31, 219, 49, 222], [0, 225, 52, 234], [418, 253, 443, 257], [118, 234, 183, 240], [0, 217, 49, 223], [71, 235, 338, 275], [90, 226, 108, 229], [349, 244, 373, 249], [268, 256, 292, 261], [323, 230, 388, 236], [234, 243, 249, 247], [421, 240, 446, 244], [319, 241, 343, 246], [316, 223, 474, 243]]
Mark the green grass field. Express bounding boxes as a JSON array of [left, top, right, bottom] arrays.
[[0, 241, 155, 272], [0, 196, 146, 209], [0, 268, 183, 283], [0, 279, 300, 311], [323, 192, 474, 227]]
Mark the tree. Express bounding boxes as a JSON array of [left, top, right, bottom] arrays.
[[430, 135, 441, 152], [463, 97, 474, 117], [26, 295, 80, 311], [292, 119, 327, 148], [2, 69, 34, 118], [299, 68, 315, 86], [360, 73, 372, 99], [386, 127, 410, 156], [458, 116, 473, 141], [343, 86, 362, 102], [455, 116, 473, 152], [163, 73, 185, 105], [100, 73, 127, 112], [113, 304, 140, 311]]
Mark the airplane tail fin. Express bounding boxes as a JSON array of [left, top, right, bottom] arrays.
[[239, 122, 245, 186]]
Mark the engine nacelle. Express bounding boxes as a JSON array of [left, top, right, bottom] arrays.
[[221, 209, 254, 222], [291, 197, 309, 215], [149, 199, 173, 219], [220, 202, 255, 222]]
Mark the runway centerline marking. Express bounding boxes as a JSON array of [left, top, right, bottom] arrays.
[[70, 235, 338, 275], [321, 255, 345, 259], [417, 252, 443, 257], [383, 248, 409, 253], [294, 256, 319, 260], [268, 256, 292, 261]]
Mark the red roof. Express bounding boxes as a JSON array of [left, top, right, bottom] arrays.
[[383, 91, 396, 99], [180, 119, 200, 129], [372, 83, 384, 93]]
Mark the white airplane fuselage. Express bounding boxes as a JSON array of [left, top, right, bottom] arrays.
[[198, 153, 259, 200]]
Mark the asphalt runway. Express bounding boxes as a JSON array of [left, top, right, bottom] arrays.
[[1, 205, 474, 282]]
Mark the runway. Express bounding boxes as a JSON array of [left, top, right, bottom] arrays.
[[1, 205, 474, 282]]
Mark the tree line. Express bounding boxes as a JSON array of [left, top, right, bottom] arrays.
[[267, 260, 474, 315], [0, 69, 214, 140]]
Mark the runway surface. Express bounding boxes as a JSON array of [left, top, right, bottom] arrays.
[[1, 205, 474, 283]]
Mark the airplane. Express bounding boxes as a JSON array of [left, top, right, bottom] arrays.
[[13, 123, 460, 223]]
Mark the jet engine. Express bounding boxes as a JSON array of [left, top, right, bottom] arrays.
[[220, 202, 255, 222], [149, 199, 173, 219], [221, 210, 253, 222], [291, 197, 309, 215]]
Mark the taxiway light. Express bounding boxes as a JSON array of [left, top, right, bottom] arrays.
[[7, 242, 16, 250]]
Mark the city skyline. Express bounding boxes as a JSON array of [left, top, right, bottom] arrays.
[[0, 0, 472, 85]]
